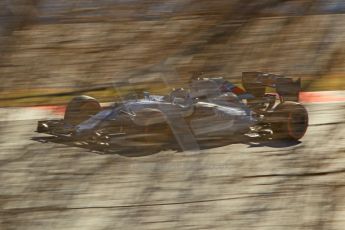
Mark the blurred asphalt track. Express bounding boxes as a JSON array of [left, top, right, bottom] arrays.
[[0, 95, 344, 229]]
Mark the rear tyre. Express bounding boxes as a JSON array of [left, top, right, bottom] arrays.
[[271, 101, 308, 140], [64, 95, 101, 126]]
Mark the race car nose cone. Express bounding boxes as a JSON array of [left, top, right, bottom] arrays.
[[37, 122, 49, 133]]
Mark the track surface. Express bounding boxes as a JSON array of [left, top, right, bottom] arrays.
[[0, 102, 344, 229]]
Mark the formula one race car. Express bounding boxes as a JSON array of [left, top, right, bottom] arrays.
[[37, 72, 308, 151]]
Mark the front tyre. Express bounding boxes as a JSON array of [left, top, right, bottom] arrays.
[[271, 101, 308, 140], [64, 95, 101, 126]]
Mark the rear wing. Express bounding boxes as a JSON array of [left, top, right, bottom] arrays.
[[242, 72, 301, 101]]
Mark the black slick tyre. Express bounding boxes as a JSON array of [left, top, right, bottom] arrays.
[[271, 101, 308, 140], [64, 95, 101, 126]]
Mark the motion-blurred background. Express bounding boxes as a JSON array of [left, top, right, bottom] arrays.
[[1, 0, 345, 105], [1, 1, 345, 230]]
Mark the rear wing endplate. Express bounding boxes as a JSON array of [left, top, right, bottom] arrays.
[[242, 72, 301, 101]]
